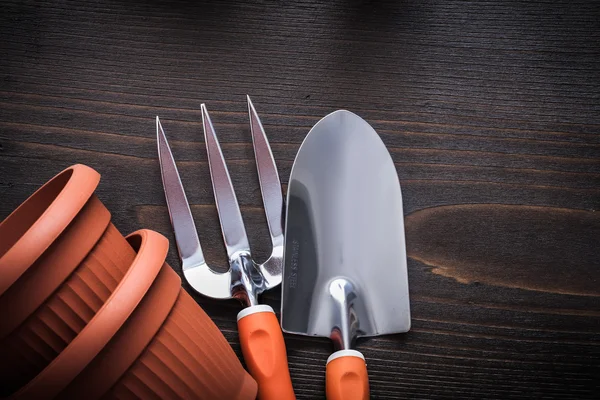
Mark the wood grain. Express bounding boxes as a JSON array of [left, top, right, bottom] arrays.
[[1, 0, 599, 398], [406, 204, 600, 296]]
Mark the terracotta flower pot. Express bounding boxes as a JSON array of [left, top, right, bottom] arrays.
[[1, 163, 258, 400], [0, 164, 101, 296], [0, 164, 123, 342], [0, 194, 111, 341], [0, 222, 136, 396], [104, 288, 258, 400], [7, 230, 169, 400], [58, 233, 183, 400], [62, 232, 258, 400], [0, 164, 139, 397]]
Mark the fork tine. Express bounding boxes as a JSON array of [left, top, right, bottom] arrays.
[[156, 116, 206, 268], [247, 96, 284, 247], [201, 104, 251, 259]]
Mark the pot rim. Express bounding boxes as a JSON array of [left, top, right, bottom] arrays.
[[9, 229, 169, 400], [0, 164, 100, 296], [58, 262, 181, 400], [0, 196, 111, 340]]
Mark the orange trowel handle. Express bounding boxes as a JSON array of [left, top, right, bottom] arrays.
[[326, 350, 370, 400], [237, 305, 296, 400]]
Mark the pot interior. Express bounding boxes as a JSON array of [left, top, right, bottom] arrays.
[[0, 169, 73, 258]]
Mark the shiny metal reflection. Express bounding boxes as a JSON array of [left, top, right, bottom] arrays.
[[281, 110, 410, 350], [157, 96, 284, 308]]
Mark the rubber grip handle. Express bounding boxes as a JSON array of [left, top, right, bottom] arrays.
[[326, 350, 369, 400], [237, 305, 296, 400]]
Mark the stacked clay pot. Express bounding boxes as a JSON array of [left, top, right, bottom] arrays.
[[0, 164, 257, 400]]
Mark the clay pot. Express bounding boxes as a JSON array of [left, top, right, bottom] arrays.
[[58, 233, 183, 400], [0, 165, 101, 296], [1, 164, 258, 400], [0, 224, 135, 392], [0, 222, 136, 396], [104, 289, 258, 400], [7, 229, 168, 400], [62, 232, 258, 400], [0, 195, 111, 340], [0, 165, 139, 396]]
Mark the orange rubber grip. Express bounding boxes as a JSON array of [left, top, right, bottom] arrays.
[[237, 305, 296, 400], [326, 350, 369, 400]]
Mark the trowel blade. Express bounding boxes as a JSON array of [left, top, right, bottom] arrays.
[[281, 110, 410, 344]]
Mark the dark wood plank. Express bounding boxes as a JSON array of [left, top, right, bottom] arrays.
[[1, 0, 599, 398]]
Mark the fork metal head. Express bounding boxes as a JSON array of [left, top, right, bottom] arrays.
[[157, 96, 284, 308]]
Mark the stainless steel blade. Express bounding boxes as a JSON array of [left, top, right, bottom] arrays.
[[156, 116, 232, 301], [156, 116, 206, 269], [201, 104, 252, 260], [247, 95, 284, 287], [281, 110, 410, 350]]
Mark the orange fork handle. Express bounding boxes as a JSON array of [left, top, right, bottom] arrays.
[[326, 350, 370, 400], [237, 305, 296, 400]]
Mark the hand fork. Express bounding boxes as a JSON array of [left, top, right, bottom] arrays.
[[156, 96, 295, 400]]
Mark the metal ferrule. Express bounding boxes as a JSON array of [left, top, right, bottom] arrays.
[[229, 252, 267, 307]]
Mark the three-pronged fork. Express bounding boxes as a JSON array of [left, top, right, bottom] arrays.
[[156, 96, 295, 400]]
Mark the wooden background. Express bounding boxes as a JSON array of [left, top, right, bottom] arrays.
[[1, 0, 599, 398]]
